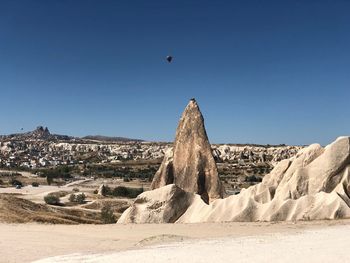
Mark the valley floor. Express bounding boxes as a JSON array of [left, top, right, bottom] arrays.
[[1, 220, 350, 263]]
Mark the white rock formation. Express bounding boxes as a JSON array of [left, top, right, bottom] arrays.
[[151, 99, 224, 203], [118, 184, 194, 223], [119, 136, 350, 223]]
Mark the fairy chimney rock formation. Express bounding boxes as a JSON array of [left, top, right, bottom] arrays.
[[151, 99, 224, 203]]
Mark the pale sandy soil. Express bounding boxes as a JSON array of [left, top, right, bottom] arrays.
[[0, 185, 91, 203], [0, 178, 148, 204], [1, 220, 350, 263], [34, 224, 350, 263]]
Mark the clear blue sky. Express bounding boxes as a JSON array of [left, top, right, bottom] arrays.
[[1, 0, 349, 145]]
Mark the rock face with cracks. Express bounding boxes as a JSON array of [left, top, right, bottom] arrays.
[[151, 99, 224, 203]]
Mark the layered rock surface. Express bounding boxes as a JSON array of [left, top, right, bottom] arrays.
[[151, 99, 224, 202], [119, 136, 350, 223], [118, 184, 194, 223]]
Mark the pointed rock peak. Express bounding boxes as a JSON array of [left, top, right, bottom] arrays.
[[34, 126, 50, 134], [151, 99, 224, 203], [32, 126, 51, 139], [176, 98, 206, 141], [36, 126, 44, 132], [184, 98, 200, 112]]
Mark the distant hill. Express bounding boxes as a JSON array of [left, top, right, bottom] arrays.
[[0, 126, 72, 141], [82, 135, 143, 142], [0, 126, 142, 143]]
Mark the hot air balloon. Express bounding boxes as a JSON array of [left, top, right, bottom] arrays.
[[166, 55, 173, 63]]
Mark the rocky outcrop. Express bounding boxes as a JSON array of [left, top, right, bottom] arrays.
[[212, 144, 302, 165], [150, 149, 174, 189], [32, 126, 51, 139], [120, 136, 350, 223], [178, 136, 350, 222], [151, 99, 224, 203], [118, 184, 194, 223], [98, 184, 107, 196]]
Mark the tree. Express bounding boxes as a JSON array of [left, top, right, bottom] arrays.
[[46, 175, 53, 185], [75, 193, 86, 204], [101, 204, 116, 224], [69, 194, 76, 202], [44, 194, 60, 205]]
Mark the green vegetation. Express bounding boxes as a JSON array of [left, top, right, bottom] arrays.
[[101, 185, 143, 198], [82, 163, 158, 181], [112, 186, 143, 198], [9, 178, 23, 187], [44, 194, 60, 205], [69, 194, 76, 203], [75, 193, 86, 204], [245, 175, 262, 183], [29, 162, 159, 185], [0, 171, 21, 177], [36, 166, 74, 185], [101, 204, 116, 224], [46, 176, 53, 185], [31, 182, 39, 187], [69, 193, 86, 204]]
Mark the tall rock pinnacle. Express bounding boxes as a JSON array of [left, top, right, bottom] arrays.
[[151, 99, 224, 203]]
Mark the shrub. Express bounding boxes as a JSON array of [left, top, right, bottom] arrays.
[[46, 175, 53, 185], [101, 204, 116, 224], [104, 185, 112, 195], [10, 179, 23, 187], [245, 175, 262, 183], [40, 166, 72, 180], [32, 182, 39, 187], [96, 185, 143, 198], [69, 194, 76, 202], [44, 194, 60, 205], [75, 193, 86, 204], [72, 188, 79, 192], [113, 186, 128, 197], [112, 186, 143, 198], [93, 189, 98, 194], [69, 193, 86, 204]]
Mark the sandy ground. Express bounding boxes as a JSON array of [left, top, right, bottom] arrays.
[[0, 178, 149, 204], [33, 224, 350, 263], [0, 184, 88, 203], [1, 220, 350, 263]]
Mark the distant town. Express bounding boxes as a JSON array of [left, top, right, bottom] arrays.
[[0, 126, 302, 170]]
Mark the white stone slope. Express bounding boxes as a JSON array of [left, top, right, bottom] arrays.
[[119, 136, 350, 223], [32, 225, 350, 263], [118, 184, 194, 223]]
